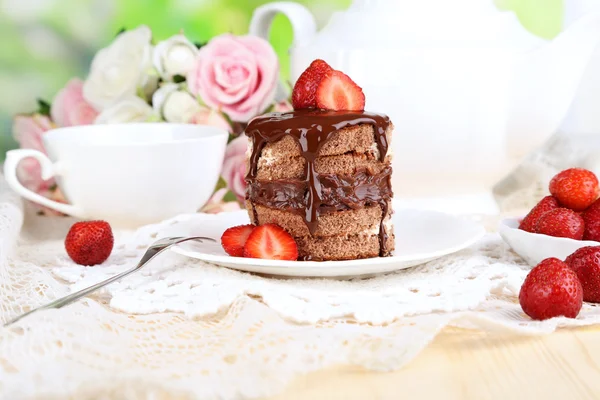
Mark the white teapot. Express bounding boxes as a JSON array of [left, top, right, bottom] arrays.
[[250, 0, 600, 206], [562, 0, 600, 136]]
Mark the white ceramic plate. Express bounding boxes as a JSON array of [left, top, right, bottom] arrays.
[[499, 217, 600, 267], [171, 208, 485, 278]]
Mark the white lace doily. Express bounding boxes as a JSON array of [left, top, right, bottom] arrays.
[[3, 175, 600, 400]]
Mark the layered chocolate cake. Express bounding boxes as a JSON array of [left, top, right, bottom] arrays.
[[244, 109, 394, 261]]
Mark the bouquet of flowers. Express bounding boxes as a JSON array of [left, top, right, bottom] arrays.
[[12, 25, 292, 214]]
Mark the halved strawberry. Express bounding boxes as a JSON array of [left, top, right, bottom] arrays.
[[243, 224, 298, 260], [221, 224, 255, 257], [315, 70, 365, 111], [291, 59, 333, 109]]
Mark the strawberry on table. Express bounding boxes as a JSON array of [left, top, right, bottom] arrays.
[[65, 220, 114, 266], [518, 195, 560, 233], [243, 223, 298, 261], [535, 208, 585, 240], [565, 246, 600, 303], [549, 168, 599, 211], [582, 198, 600, 242], [291, 59, 333, 109], [315, 70, 365, 111], [221, 224, 255, 257], [519, 257, 583, 320]]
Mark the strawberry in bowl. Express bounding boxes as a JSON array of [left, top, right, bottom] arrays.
[[500, 168, 600, 266]]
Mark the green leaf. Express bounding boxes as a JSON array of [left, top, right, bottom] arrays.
[[146, 114, 162, 123], [136, 86, 147, 102], [194, 41, 206, 49], [214, 176, 227, 191], [172, 74, 186, 84], [263, 103, 275, 113], [116, 27, 126, 36], [37, 99, 51, 116], [223, 190, 238, 203]]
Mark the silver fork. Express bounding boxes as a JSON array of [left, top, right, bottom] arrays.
[[3, 236, 214, 327]]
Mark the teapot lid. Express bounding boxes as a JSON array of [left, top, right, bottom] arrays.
[[321, 0, 545, 51]]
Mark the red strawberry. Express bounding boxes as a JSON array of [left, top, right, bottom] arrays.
[[582, 198, 600, 242], [519, 258, 583, 320], [518, 195, 560, 233], [535, 208, 585, 240], [291, 59, 333, 109], [243, 223, 298, 260], [221, 224, 255, 257], [565, 246, 600, 302], [315, 70, 365, 111], [65, 220, 114, 266], [549, 168, 599, 211]]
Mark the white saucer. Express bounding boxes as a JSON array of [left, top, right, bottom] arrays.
[[499, 217, 600, 267], [171, 208, 485, 278]]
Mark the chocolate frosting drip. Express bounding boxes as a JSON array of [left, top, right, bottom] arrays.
[[244, 109, 392, 255]]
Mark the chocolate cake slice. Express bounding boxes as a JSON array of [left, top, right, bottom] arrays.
[[244, 109, 394, 261]]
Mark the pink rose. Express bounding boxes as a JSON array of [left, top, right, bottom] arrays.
[[189, 107, 232, 133], [34, 186, 68, 216], [221, 135, 248, 203], [12, 114, 56, 193], [187, 34, 278, 123], [51, 78, 99, 126], [274, 100, 293, 113], [201, 188, 242, 214]]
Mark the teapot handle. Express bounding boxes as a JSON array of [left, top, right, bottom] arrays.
[[249, 2, 317, 47]]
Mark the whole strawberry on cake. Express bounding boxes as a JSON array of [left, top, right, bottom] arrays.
[[243, 60, 395, 261]]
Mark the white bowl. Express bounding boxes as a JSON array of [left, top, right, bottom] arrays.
[[498, 217, 600, 267]]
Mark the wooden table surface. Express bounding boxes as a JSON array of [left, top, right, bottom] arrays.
[[265, 326, 600, 400]]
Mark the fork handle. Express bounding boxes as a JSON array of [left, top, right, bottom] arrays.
[[3, 265, 140, 327]]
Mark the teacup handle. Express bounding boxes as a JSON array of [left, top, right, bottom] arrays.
[[4, 149, 85, 217]]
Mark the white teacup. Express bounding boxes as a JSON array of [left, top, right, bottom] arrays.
[[4, 123, 228, 228]]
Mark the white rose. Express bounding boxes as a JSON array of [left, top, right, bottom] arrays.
[[152, 84, 201, 123], [94, 96, 156, 124], [83, 25, 154, 110], [153, 34, 198, 81]]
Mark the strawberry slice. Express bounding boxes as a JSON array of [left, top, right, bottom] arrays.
[[221, 224, 255, 257], [316, 70, 365, 111], [292, 59, 333, 109], [243, 224, 299, 260]]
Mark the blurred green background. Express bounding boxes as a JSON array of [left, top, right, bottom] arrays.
[[0, 0, 563, 159]]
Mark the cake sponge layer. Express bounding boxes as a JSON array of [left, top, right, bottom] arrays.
[[247, 202, 390, 237], [295, 230, 395, 261], [254, 152, 390, 180]]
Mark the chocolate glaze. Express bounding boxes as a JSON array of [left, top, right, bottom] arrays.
[[244, 109, 392, 256]]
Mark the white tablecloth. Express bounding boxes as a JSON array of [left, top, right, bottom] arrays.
[[2, 175, 600, 400]]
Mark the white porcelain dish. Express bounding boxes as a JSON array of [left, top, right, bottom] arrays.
[[498, 217, 600, 266], [172, 208, 485, 278]]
